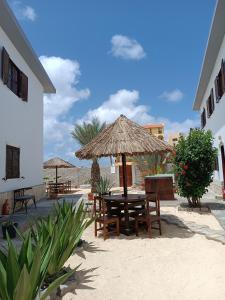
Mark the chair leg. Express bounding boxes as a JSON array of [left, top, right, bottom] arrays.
[[135, 219, 139, 236], [147, 221, 152, 238], [116, 219, 120, 236], [94, 221, 97, 237], [159, 220, 162, 235], [103, 223, 107, 241]]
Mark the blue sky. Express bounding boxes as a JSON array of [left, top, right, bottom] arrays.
[[8, 0, 216, 166]]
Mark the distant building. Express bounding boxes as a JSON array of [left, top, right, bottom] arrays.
[[193, 0, 225, 196], [168, 132, 184, 147], [143, 123, 164, 140]]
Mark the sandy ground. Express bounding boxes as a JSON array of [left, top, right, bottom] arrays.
[[161, 206, 222, 230], [63, 209, 225, 300]]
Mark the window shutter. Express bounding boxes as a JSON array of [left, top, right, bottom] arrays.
[[211, 88, 215, 112], [222, 59, 225, 92], [1, 47, 10, 84], [206, 99, 210, 118], [13, 148, 20, 178], [215, 77, 219, 102], [6, 146, 13, 179], [20, 71, 28, 101]]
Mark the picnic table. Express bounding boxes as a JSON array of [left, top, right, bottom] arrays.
[[47, 181, 71, 197], [103, 194, 146, 235]]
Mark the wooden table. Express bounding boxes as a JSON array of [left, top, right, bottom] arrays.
[[103, 194, 146, 235]]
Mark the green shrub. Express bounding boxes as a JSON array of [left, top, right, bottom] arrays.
[[31, 201, 92, 279], [173, 129, 217, 206], [0, 232, 72, 300], [96, 176, 113, 195]]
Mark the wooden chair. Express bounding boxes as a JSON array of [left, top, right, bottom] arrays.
[[135, 193, 161, 238], [94, 196, 120, 240]]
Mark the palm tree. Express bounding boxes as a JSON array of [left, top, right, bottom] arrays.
[[72, 117, 106, 192]]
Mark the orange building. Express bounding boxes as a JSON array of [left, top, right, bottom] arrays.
[[143, 123, 164, 140]]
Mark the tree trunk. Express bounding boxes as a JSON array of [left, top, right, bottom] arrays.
[[91, 158, 100, 193], [187, 196, 201, 207]]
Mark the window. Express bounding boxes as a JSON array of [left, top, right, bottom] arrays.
[[6, 145, 20, 179], [1, 48, 28, 101], [215, 60, 225, 102], [206, 89, 215, 118], [201, 108, 206, 128], [158, 128, 163, 134]]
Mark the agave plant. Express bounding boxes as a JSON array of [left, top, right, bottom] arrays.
[[0, 232, 72, 300], [96, 176, 113, 196], [31, 201, 93, 279]]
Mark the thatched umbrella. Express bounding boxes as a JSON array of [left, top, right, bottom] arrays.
[[76, 115, 173, 196], [43, 157, 75, 184]]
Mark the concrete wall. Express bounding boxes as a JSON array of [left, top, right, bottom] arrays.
[[43, 166, 116, 187], [200, 35, 225, 186], [0, 184, 45, 213], [0, 26, 44, 193]]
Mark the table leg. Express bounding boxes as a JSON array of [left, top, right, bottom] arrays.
[[122, 202, 133, 236]]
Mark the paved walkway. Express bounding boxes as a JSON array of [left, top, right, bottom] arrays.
[[0, 193, 83, 242]]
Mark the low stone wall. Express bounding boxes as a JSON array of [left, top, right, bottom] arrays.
[[43, 166, 116, 187], [0, 184, 45, 214]]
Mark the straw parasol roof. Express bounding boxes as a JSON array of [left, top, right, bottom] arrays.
[[43, 157, 75, 169], [76, 115, 172, 159]]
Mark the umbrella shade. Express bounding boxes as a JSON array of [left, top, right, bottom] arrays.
[[75, 115, 173, 196], [43, 157, 75, 184]]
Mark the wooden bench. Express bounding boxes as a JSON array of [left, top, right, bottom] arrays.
[[13, 187, 36, 214]]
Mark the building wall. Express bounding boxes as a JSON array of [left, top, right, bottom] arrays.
[[0, 26, 44, 193], [200, 35, 225, 185], [168, 132, 183, 147], [144, 125, 164, 140]]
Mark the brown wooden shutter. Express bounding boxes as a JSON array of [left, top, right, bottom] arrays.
[[20, 71, 28, 101], [6, 145, 20, 179], [215, 76, 219, 102], [222, 59, 225, 92], [13, 148, 20, 178], [206, 98, 210, 118], [211, 88, 215, 112], [6, 146, 13, 179], [1, 47, 10, 84]]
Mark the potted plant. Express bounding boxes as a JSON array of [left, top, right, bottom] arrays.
[[96, 176, 113, 196], [2, 220, 18, 239]]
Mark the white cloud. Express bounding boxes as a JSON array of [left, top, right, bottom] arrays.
[[159, 89, 184, 102], [10, 1, 37, 21], [110, 35, 146, 60], [81, 89, 199, 139], [40, 56, 90, 159]]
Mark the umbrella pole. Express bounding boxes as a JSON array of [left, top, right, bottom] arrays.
[[56, 166, 58, 184], [121, 154, 128, 197]]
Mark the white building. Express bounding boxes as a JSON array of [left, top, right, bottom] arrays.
[[0, 0, 55, 209], [193, 0, 225, 196]]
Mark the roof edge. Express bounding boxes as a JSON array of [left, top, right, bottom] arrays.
[[0, 0, 55, 93]]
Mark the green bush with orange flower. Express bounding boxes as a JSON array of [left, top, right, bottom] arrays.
[[173, 129, 217, 207]]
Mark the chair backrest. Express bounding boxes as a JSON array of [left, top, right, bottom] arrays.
[[146, 192, 160, 216], [14, 188, 24, 199], [93, 196, 107, 218]]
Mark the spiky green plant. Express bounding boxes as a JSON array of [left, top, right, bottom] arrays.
[[71, 117, 106, 192], [96, 176, 113, 196], [31, 201, 93, 278], [0, 232, 72, 300]]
